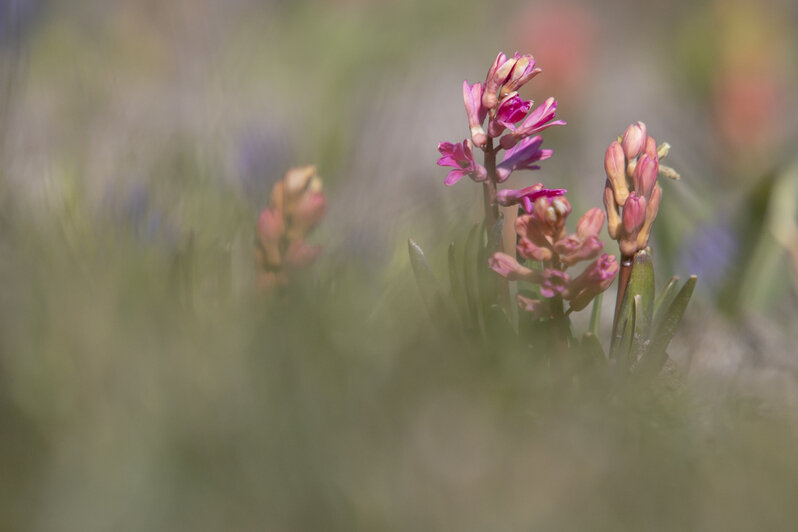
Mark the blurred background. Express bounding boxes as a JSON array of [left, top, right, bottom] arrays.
[[1, 0, 798, 529]]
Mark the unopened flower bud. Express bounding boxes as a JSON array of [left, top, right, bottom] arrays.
[[620, 192, 647, 256], [636, 184, 662, 250], [644, 136, 657, 159], [463, 80, 488, 148], [604, 141, 629, 205], [603, 182, 622, 240], [622, 192, 647, 234], [633, 154, 658, 198], [287, 191, 326, 240], [621, 121, 647, 160], [489, 252, 543, 282], [517, 236, 553, 262], [257, 207, 284, 268], [483, 52, 515, 110], [576, 208, 605, 240], [566, 253, 619, 311]]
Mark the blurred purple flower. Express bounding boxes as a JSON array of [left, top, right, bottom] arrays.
[[679, 220, 738, 289], [495, 135, 552, 182]]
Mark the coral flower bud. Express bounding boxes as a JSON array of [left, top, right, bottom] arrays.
[[622, 192, 647, 234], [567, 253, 619, 311], [633, 154, 658, 198], [604, 141, 629, 205], [621, 121, 647, 160], [517, 237, 553, 262], [576, 208, 605, 239], [644, 136, 658, 159], [636, 184, 662, 249], [603, 182, 622, 240], [257, 207, 284, 268]]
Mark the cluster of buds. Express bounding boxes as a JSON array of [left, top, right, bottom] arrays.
[[490, 185, 619, 316], [255, 166, 326, 290], [603, 122, 678, 257], [437, 52, 565, 186]]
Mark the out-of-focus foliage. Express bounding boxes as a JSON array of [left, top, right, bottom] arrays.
[[0, 0, 797, 530]]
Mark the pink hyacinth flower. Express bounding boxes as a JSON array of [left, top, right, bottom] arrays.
[[566, 253, 619, 311], [622, 121, 647, 160], [502, 52, 542, 94], [463, 81, 488, 148], [495, 135, 553, 182], [499, 97, 566, 149], [497, 183, 567, 214], [540, 269, 570, 298], [482, 52, 516, 110], [632, 154, 658, 199], [516, 294, 548, 318], [488, 92, 532, 138], [437, 139, 488, 186]]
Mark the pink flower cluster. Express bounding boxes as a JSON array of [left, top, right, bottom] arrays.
[[489, 185, 619, 316], [603, 122, 668, 256], [437, 52, 565, 186], [255, 166, 326, 291]]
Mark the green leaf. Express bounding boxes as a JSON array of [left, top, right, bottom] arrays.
[[448, 241, 469, 328], [612, 294, 637, 375], [634, 276, 697, 382], [652, 276, 680, 333], [626, 250, 655, 337], [588, 292, 602, 337]]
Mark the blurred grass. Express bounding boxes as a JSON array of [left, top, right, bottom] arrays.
[[0, 0, 797, 530]]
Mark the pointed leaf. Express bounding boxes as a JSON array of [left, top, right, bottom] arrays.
[[634, 276, 697, 382], [588, 292, 602, 337], [448, 241, 470, 328], [652, 276, 680, 334], [581, 332, 607, 367]]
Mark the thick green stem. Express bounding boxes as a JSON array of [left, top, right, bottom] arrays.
[[611, 253, 635, 346]]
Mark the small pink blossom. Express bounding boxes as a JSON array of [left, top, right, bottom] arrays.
[[554, 234, 603, 266], [488, 93, 532, 138], [622, 121, 647, 160], [540, 269, 570, 298], [497, 183, 566, 214], [437, 140, 488, 186], [495, 135, 553, 182], [502, 53, 542, 94], [499, 97, 566, 149], [482, 52, 516, 110], [516, 294, 548, 318]]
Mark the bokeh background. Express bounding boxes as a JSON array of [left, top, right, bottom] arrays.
[[1, 0, 798, 530]]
